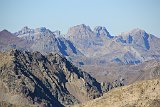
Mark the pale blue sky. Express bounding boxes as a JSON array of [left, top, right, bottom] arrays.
[[0, 0, 160, 36]]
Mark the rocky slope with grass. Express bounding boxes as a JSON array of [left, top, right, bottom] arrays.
[[74, 79, 160, 107]]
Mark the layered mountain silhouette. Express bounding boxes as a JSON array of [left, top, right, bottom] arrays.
[[1, 24, 160, 65], [14, 26, 82, 57], [66, 24, 160, 65], [0, 30, 33, 51], [0, 24, 160, 107]]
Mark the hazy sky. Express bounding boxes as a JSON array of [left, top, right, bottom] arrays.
[[0, 0, 160, 36]]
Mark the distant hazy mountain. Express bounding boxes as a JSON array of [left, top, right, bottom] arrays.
[[66, 24, 160, 65], [1, 24, 160, 65], [0, 30, 32, 51], [14, 26, 83, 57], [66, 24, 113, 57]]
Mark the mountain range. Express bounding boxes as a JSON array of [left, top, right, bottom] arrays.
[[1, 24, 160, 82], [1, 24, 160, 65], [0, 24, 160, 107], [66, 24, 160, 65]]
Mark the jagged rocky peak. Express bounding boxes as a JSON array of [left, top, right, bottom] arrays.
[[94, 26, 113, 38], [14, 26, 34, 36], [118, 28, 149, 40], [34, 27, 55, 35], [16, 26, 56, 41], [128, 28, 149, 39], [130, 28, 145, 33], [33, 27, 55, 37], [15, 26, 53, 36], [119, 28, 147, 37], [117, 28, 151, 50], [67, 24, 94, 38], [35, 27, 47, 33], [22, 26, 31, 31], [73, 24, 92, 30]]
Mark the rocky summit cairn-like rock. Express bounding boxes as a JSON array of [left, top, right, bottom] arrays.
[[0, 49, 102, 107]]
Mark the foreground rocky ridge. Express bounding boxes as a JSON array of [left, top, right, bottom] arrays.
[[0, 50, 102, 107], [74, 79, 160, 107]]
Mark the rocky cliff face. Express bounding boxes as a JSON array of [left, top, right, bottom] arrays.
[[0, 50, 102, 107]]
